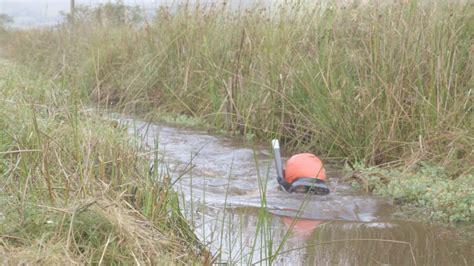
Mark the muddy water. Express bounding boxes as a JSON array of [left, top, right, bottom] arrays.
[[120, 116, 472, 265]]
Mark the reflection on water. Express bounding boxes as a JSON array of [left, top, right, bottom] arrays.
[[119, 116, 472, 265], [277, 218, 472, 265], [190, 205, 472, 265]]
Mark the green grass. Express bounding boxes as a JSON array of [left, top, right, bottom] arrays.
[[1, 2, 473, 262], [5, 0, 472, 177], [350, 163, 474, 223], [0, 58, 289, 264], [0, 3, 472, 258], [0, 61, 206, 264]]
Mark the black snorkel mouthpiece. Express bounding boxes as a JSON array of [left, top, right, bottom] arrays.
[[289, 178, 330, 195], [272, 139, 330, 195]]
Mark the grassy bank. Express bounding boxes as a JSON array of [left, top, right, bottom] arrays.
[[0, 61, 207, 264], [6, 0, 473, 174], [350, 164, 473, 223], [2, 0, 473, 224]]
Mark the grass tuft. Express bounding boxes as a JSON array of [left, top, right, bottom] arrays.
[[0, 60, 205, 264]]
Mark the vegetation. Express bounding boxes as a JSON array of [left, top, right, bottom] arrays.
[[0, 61, 207, 264], [6, 1, 472, 176], [350, 163, 473, 223], [0, 2, 473, 264], [0, 14, 12, 34], [0, 4, 472, 262]]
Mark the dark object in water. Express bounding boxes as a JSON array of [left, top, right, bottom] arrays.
[[272, 139, 330, 195]]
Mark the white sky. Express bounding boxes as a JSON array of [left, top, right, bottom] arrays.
[[0, 0, 175, 27], [1, 0, 260, 28]]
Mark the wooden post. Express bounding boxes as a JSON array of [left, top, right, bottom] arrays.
[[70, 0, 75, 24]]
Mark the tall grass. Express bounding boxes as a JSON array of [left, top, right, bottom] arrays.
[[4, 1, 473, 175], [0, 61, 206, 264]]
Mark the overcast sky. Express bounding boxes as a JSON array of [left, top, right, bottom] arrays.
[[0, 0, 332, 27], [0, 0, 173, 27]]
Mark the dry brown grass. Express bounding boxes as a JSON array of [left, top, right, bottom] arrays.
[[0, 60, 206, 264], [5, 0, 472, 176]]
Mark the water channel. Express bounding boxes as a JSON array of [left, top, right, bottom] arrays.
[[119, 116, 472, 265]]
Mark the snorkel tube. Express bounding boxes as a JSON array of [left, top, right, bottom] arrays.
[[272, 139, 292, 191], [272, 139, 330, 195]]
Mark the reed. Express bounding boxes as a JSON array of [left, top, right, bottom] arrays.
[[0, 61, 205, 264], [6, 0, 472, 176]]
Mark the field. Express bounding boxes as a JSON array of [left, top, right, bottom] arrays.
[[1, 0, 473, 263]]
